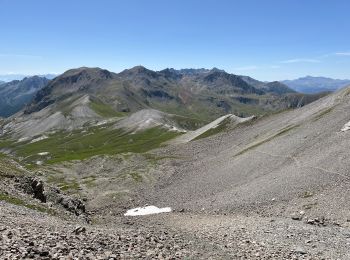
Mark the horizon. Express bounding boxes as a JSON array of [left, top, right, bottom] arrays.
[[1, 65, 350, 83], [1, 0, 350, 81]]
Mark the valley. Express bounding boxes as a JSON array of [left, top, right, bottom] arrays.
[[1, 66, 350, 259]]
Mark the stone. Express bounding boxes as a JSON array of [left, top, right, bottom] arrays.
[[294, 246, 307, 255], [291, 213, 302, 221], [73, 226, 86, 235], [307, 219, 315, 225]]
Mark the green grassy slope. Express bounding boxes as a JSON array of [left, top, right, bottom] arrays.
[[89, 99, 127, 118], [0, 125, 181, 166]]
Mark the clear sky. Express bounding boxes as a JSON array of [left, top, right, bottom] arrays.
[[1, 0, 349, 81]]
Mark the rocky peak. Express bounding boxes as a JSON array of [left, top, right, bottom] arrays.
[[119, 66, 159, 79]]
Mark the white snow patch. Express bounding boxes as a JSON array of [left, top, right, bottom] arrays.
[[36, 161, 43, 165], [163, 124, 187, 133], [30, 135, 48, 143], [38, 152, 49, 156], [124, 206, 172, 216], [95, 121, 108, 126], [341, 121, 350, 132], [170, 126, 187, 132], [17, 137, 30, 143]]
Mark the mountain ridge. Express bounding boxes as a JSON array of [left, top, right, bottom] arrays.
[[0, 76, 49, 117], [23, 66, 317, 118], [0, 66, 329, 142]]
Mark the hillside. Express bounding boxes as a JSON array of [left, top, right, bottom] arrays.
[[0, 76, 49, 117], [144, 85, 350, 215], [283, 76, 350, 93]]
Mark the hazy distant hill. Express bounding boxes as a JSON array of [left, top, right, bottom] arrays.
[[0, 76, 49, 117], [0, 73, 57, 82], [282, 76, 350, 93], [240, 75, 295, 95]]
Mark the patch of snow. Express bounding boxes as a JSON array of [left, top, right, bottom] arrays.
[[36, 161, 43, 165], [124, 206, 172, 216], [94, 118, 118, 127], [170, 126, 187, 132], [38, 152, 49, 156], [17, 137, 30, 143], [95, 120, 108, 126], [30, 135, 48, 143], [341, 121, 350, 132], [163, 124, 187, 133]]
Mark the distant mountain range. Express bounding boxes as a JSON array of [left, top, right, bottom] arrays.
[[0, 67, 332, 127], [0, 73, 57, 82], [282, 76, 350, 93], [0, 66, 339, 180], [0, 76, 49, 117], [0, 66, 329, 143], [24, 66, 321, 120]]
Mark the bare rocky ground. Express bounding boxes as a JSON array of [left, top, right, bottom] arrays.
[[1, 87, 350, 259], [2, 199, 350, 259], [0, 202, 198, 259]]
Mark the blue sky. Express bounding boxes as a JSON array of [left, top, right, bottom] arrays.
[[0, 0, 349, 81]]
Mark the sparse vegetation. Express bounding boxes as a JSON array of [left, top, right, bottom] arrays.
[[303, 202, 318, 210], [0, 156, 26, 179], [301, 191, 314, 198], [0, 193, 54, 214], [129, 171, 143, 182], [142, 153, 182, 165], [234, 124, 299, 157], [82, 176, 97, 188], [89, 99, 126, 118], [312, 107, 334, 122], [194, 117, 232, 140], [59, 181, 80, 192], [171, 114, 207, 130], [1, 125, 180, 166], [46, 174, 80, 193]]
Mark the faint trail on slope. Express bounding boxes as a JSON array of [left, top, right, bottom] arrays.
[[253, 150, 350, 181], [253, 150, 301, 167]]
